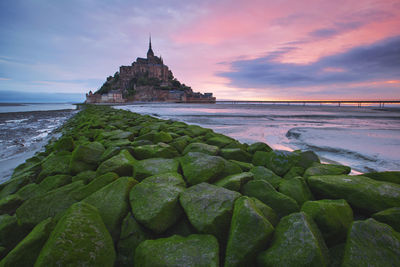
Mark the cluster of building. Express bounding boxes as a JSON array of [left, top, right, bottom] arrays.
[[86, 38, 215, 104]]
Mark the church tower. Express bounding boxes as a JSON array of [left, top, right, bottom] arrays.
[[147, 36, 154, 59]]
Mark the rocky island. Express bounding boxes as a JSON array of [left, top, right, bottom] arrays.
[[86, 38, 216, 104], [0, 105, 399, 266]]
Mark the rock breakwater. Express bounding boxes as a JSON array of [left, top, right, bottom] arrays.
[[0, 105, 399, 266]]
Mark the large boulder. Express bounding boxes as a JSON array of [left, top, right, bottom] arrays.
[[206, 135, 234, 148], [96, 149, 136, 176], [0, 218, 54, 266], [301, 199, 353, 245], [132, 143, 179, 159], [83, 177, 138, 240], [130, 173, 185, 233], [250, 197, 279, 226], [179, 152, 226, 185], [294, 150, 320, 169], [38, 153, 71, 180], [69, 142, 105, 174], [372, 207, 400, 232], [34, 202, 115, 266], [242, 180, 299, 218], [180, 183, 241, 241], [133, 158, 179, 181], [0, 194, 23, 215], [134, 234, 219, 267], [0, 215, 29, 252], [53, 136, 74, 152], [182, 142, 219, 156], [220, 148, 252, 163], [257, 212, 329, 267], [264, 150, 298, 176], [278, 177, 314, 206], [16, 183, 46, 201], [214, 172, 254, 192], [250, 166, 283, 189], [116, 212, 153, 267], [39, 174, 72, 192], [225, 196, 274, 267], [362, 171, 400, 185], [342, 218, 400, 267], [307, 175, 400, 214], [304, 163, 351, 178], [70, 172, 118, 200], [247, 142, 272, 154]]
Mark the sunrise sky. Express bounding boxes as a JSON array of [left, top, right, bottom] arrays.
[[0, 0, 399, 101]]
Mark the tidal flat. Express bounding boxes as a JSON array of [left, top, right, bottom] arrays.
[[0, 105, 399, 266]]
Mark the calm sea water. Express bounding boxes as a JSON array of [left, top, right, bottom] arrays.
[[116, 103, 400, 173]]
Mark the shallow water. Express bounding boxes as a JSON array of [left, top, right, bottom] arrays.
[[116, 103, 400, 173]]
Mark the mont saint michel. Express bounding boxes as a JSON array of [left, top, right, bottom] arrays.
[[86, 38, 216, 104]]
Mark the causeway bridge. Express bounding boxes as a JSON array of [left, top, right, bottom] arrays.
[[216, 100, 400, 108]]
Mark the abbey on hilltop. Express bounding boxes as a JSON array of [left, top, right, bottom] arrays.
[[86, 37, 215, 103]]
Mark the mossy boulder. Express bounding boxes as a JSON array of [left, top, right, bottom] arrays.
[[362, 171, 400, 185], [206, 135, 234, 148], [16, 183, 46, 201], [252, 151, 269, 167], [214, 172, 254, 191], [16, 181, 85, 228], [180, 152, 226, 185], [220, 158, 243, 178], [283, 166, 305, 179], [247, 142, 272, 154], [242, 180, 299, 218], [307, 175, 400, 214], [70, 141, 105, 170], [83, 177, 137, 240], [250, 166, 283, 189], [0, 194, 23, 215], [250, 197, 279, 226], [34, 202, 115, 266], [295, 150, 320, 169], [257, 212, 329, 267], [230, 160, 254, 171], [38, 153, 71, 180], [225, 196, 274, 267], [96, 149, 136, 176], [70, 172, 118, 200], [0, 215, 29, 251], [220, 148, 252, 163], [182, 142, 219, 155], [39, 174, 72, 192], [0, 172, 37, 199], [169, 136, 190, 153], [71, 170, 96, 184], [301, 199, 353, 245], [304, 163, 351, 178], [372, 207, 400, 232], [278, 177, 314, 206], [180, 183, 241, 240], [53, 136, 74, 152], [132, 143, 179, 159], [135, 234, 219, 267], [342, 218, 400, 267], [0, 218, 54, 266], [136, 131, 173, 143], [100, 146, 122, 162], [116, 212, 153, 266], [130, 173, 185, 233], [264, 150, 298, 176], [133, 158, 179, 181]]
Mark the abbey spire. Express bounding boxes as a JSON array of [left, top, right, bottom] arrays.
[[147, 35, 154, 58]]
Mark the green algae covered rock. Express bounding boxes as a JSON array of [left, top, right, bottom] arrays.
[[83, 177, 138, 240], [70, 141, 105, 170], [34, 202, 115, 266], [247, 142, 272, 154], [362, 171, 400, 185], [220, 148, 252, 163], [180, 152, 226, 185], [39, 174, 71, 192], [16, 183, 46, 201], [206, 135, 234, 148], [214, 172, 254, 191], [133, 158, 179, 181], [132, 143, 179, 159], [169, 136, 190, 153], [96, 149, 136, 176], [16, 181, 85, 228], [257, 212, 329, 267], [53, 136, 74, 152], [265, 150, 298, 176], [372, 207, 400, 232], [225, 196, 274, 267], [220, 158, 243, 178], [182, 142, 219, 155], [307, 175, 400, 214], [116, 212, 153, 266], [0, 172, 37, 199], [242, 180, 299, 218], [0, 215, 29, 252], [180, 183, 241, 240], [293, 150, 320, 169], [0, 194, 23, 215], [283, 166, 305, 179], [130, 173, 185, 233], [71, 172, 118, 200], [230, 160, 254, 171], [301, 199, 353, 245], [304, 163, 351, 178], [252, 151, 269, 167], [0, 218, 54, 266], [38, 153, 71, 180], [278, 177, 314, 206], [71, 170, 96, 184], [250, 166, 283, 189], [342, 218, 400, 267], [250, 197, 279, 226], [135, 234, 219, 267]]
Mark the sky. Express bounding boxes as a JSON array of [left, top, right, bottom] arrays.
[[0, 0, 399, 101]]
